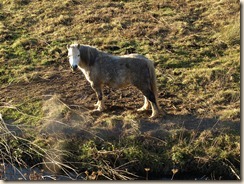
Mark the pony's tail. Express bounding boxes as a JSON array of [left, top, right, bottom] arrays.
[[146, 59, 160, 110]]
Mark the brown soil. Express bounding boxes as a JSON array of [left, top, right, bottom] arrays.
[[0, 64, 239, 134]]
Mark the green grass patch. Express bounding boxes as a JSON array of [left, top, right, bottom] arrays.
[[0, 0, 240, 180]]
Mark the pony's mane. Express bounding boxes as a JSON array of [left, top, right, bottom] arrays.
[[71, 44, 99, 66]]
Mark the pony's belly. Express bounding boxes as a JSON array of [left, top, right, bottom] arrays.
[[108, 83, 128, 89], [104, 79, 129, 89]]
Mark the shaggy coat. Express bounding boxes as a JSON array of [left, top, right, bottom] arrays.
[[67, 44, 160, 118]]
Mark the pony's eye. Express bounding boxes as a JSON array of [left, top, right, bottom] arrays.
[[78, 55, 80, 57]]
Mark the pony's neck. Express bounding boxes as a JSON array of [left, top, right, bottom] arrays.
[[79, 45, 99, 67]]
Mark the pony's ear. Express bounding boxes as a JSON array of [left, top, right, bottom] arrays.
[[77, 44, 80, 49], [66, 44, 70, 50]]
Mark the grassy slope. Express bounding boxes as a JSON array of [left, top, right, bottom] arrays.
[[0, 0, 240, 120], [0, 0, 240, 180]]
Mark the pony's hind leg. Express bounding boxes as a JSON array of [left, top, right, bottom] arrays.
[[149, 101, 159, 118], [137, 96, 150, 111], [140, 88, 159, 118]]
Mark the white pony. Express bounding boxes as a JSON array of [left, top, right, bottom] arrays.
[[67, 44, 160, 118]]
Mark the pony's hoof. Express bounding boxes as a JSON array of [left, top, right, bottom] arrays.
[[137, 108, 146, 112], [149, 113, 159, 119], [96, 106, 106, 112], [92, 109, 100, 112]]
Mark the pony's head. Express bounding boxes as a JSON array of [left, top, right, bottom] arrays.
[[67, 44, 80, 71]]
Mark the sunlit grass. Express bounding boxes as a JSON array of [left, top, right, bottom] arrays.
[[0, 0, 240, 180]]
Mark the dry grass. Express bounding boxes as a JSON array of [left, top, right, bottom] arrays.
[[0, 0, 240, 180]]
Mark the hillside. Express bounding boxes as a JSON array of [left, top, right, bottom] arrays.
[[0, 0, 240, 180]]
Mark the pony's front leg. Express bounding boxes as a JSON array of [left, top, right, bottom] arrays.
[[91, 84, 105, 111], [94, 101, 99, 107], [96, 99, 105, 111]]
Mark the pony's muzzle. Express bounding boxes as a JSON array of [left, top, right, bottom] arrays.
[[71, 65, 78, 71]]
